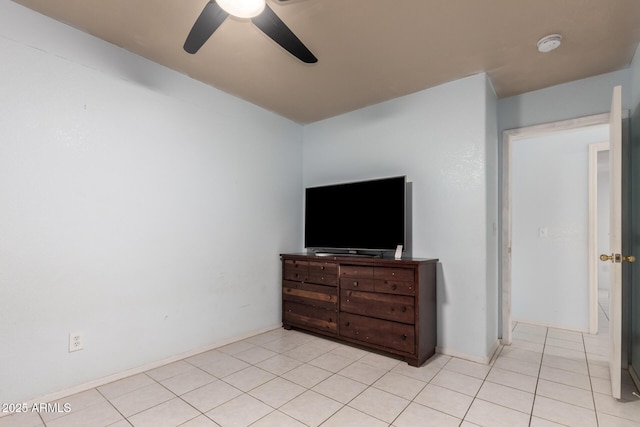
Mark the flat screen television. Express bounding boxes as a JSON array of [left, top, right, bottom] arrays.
[[304, 176, 406, 253]]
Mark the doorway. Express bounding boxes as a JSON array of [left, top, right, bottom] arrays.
[[502, 113, 610, 344]]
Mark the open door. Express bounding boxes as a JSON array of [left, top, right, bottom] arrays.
[[599, 85, 634, 399]]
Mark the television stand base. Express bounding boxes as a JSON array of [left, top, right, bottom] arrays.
[[313, 252, 379, 258]]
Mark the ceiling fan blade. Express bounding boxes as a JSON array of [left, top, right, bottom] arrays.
[[184, 1, 229, 54], [251, 4, 317, 63]]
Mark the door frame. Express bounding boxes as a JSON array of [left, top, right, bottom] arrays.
[[501, 113, 610, 345], [588, 141, 610, 334]]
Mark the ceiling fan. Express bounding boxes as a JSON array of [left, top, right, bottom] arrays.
[[184, 0, 317, 63]]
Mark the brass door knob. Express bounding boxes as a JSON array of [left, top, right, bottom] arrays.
[[600, 254, 614, 262], [600, 253, 635, 263]]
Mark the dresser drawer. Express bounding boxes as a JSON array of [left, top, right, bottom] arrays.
[[340, 265, 374, 279], [374, 267, 414, 282], [284, 301, 337, 333], [283, 281, 337, 310], [374, 279, 415, 296], [284, 260, 308, 282], [340, 312, 415, 353], [340, 277, 375, 292], [341, 290, 414, 324], [308, 261, 338, 286]]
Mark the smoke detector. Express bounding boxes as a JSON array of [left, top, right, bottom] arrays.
[[537, 34, 563, 53]]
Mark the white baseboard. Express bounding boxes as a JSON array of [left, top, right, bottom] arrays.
[[486, 340, 502, 364], [511, 318, 589, 334], [436, 340, 501, 365], [3, 324, 282, 417]]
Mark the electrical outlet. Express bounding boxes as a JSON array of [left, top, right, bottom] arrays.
[[69, 332, 84, 352]]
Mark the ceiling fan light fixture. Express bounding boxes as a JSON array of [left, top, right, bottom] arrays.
[[216, 0, 265, 18]]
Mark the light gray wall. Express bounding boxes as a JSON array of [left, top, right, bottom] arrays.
[[303, 74, 499, 361], [511, 125, 609, 330], [0, 1, 303, 403], [498, 69, 632, 134]]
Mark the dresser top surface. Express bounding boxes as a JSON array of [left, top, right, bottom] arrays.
[[281, 253, 438, 267]]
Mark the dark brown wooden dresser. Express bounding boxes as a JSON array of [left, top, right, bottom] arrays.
[[281, 253, 438, 366]]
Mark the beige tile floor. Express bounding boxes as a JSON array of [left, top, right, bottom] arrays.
[[2, 299, 639, 427]]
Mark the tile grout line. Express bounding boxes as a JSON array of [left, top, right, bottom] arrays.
[[524, 324, 546, 427], [310, 348, 433, 426], [187, 336, 311, 426], [224, 336, 390, 427], [41, 385, 137, 427], [385, 354, 452, 426], [530, 326, 605, 427], [582, 329, 601, 427], [94, 386, 135, 427], [103, 337, 286, 426], [150, 370, 216, 427], [481, 325, 550, 421], [465, 322, 542, 424], [36, 409, 45, 427], [225, 337, 336, 426], [452, 334, 533, 425], [457, 348, 496, 424], [303, 345, 452, 425]]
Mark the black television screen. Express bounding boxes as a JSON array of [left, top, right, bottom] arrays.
[[304, 176, 406, 252]]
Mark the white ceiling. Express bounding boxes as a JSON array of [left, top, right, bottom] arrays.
[[11, 0, 640, 123]]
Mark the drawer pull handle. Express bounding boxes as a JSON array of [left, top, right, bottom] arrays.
[[353, 281, 358, 287], [402, 306, 407, 312], [345, 322, 350, 327], [391, 284, 397, 290], [346, 299, 350, 302], [401, 334, 407, 341], [321, 266, 325, 270]]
